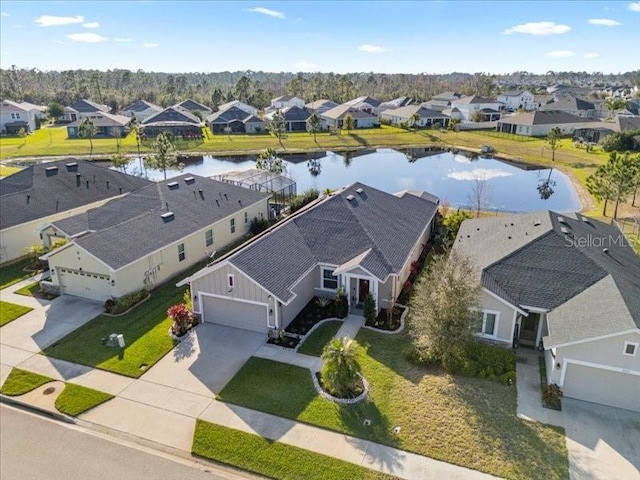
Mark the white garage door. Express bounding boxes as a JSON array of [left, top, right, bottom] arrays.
[[58, 268, 111, 302], [201, 295, 268, 333], [563, 363, 640, 412]]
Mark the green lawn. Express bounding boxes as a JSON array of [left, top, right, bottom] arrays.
[[193, 420, 394, 480], [14, 281, 56, 299], [0, 368, 53, 396], [0, 258, 41, 290], [297, 320, 343, 356], [0, 164, 21, 176], [219, 330, 568, 480], [0, 301, 33, 327], [54, 383, 114, 416]]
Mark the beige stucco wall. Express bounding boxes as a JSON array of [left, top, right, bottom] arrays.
[[0, 196, 122, 264], [478, 289, 517, 343], [281, 266, 318, 327]]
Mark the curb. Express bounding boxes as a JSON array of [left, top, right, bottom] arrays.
[[0, 393, 76, 424]]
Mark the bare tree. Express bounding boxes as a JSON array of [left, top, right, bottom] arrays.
[[468, 175, 493, 217]]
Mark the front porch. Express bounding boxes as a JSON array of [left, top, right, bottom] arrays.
[[515, 310, 546, 349]]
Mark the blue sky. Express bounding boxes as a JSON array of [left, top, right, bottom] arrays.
[[1, 1, 639, 73]]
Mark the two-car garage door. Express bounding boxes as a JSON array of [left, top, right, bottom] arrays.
[[563, 363, 640, 412], [58, 268, 111, 302], [201, 295, 268, 333]]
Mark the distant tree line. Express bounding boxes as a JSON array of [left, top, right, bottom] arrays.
[[1, 67, 638, 113]]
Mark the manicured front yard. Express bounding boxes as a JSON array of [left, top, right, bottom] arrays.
[[0, 301, 33, 327], [219, 330, 568, 479], [0, 258, 41, 290], [193, 420, 394, 480], [15, 281, 57, 300], [297, 320, 343, 356]]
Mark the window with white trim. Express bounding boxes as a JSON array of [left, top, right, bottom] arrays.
[[321, 268, 339, 290], [473, 310, 498, 337], [230, 218, 236, 234], [623, 341, 638, 357], [178, 243, 185, 262], [205, 229, 214, 247], [227, 274, 234, 289]]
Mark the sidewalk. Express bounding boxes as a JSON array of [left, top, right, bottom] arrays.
[[335, 314, 364, 340], [515, 351, 564, 427]]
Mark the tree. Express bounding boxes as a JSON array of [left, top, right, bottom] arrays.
[[145, 131, 179, 180], [343, 114, 354, 132], [468, 176, 493, 217], [47, 102, 64, 123], [24, 243, 46, 267], [442, 210, 472, 243], [78, 118, 97, 156], [604, 98, 629, 119], [363, 293, 376, 324], [537, 169, 557, 200], [256, 148, 285, 174], [409, 251, 481, 361], [111, 152, 130, 173], [546, 127, 562, 162], [470, 111, 484, 123], [320, 337, 362, 398], [307, 158, 322, 177], [306, 112, 322, 143], [586, 162, 615, 216], [586, 151, 639, 218], [129, 118, 145, 173], [17, 127, 27, 145], [448, 118, 459, 131], [410, 112, 421, 130], [267, 110, 286, 148]]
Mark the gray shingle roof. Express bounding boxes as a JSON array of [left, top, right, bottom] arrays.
[[0, 161, 152, 229], [142, 106, 201, 125], [321, 105, 378, 120], [498, 110, 595, 126], [540, 97, 595, 111], [66, 112, 131, 128], [207, 106, 253, 124], [381, 105, 450, 120], [69, 99, 110, 113], [305, 99, 339, 110], [60, 175, 269, 270], [453, 96, 497, 105], [226, 183, 439, 302], [344, 96, 381, 108], [121, 100, 162, 113], [175, 99, 213, 113], [280, 106, 311, 122]]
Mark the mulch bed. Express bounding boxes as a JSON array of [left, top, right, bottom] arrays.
[[267, 335, 300, 349], [365, 306, 405, 331], [314, 372, 364, 399], [285, 298, 337, 336]]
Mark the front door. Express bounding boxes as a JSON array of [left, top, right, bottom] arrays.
[[358, 279, 370, 304], [519, 313, 539, 345]]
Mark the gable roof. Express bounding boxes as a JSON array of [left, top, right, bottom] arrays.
[[1, 100, 29, 113], [280, 106, 311, 122], [498, 110, 595, 126], [540, 97, 595, 112], [305, 99, 339, 110], [218, 100, 257, 113], [452, 96, 498, 105], [432, 92, 463, 101], [344, 96, 381, 108], [19, 101, 47, 112], [121, 100, 162, 113], [142, 106, 201, 126], [67, 112, 131, 128], [53, 175, 270, 270], [272, 94, 300, 103], [381, 105, 450, 120], [175, 99, 213, 113], [205, 183, 439, 303], [617, 115, 640, 132], [0, 161, 152, 230], [321, 105, 378, 120], [69, 99, 110, 113], [207, 106, 253, 124], [379, 96, 417, 109]]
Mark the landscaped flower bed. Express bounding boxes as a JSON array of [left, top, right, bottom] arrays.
[[285, 297, 337, 336], [267, 334, 300, 349], [366, 305, 406, 331]]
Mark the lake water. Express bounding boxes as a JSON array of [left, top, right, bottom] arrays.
[[124, 148, 582, 213]]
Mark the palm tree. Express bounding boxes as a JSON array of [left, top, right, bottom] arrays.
[[604, 98, 629, 119], [320, 337, 361, 398], [78, 118, 97, 157]]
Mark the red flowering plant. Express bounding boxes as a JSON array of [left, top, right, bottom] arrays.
[[168, 303, 193, 337]]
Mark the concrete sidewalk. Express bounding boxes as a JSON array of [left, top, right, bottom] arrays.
[[335, 314, 364, 340], [515, 351, 564, 427], [254, 345, 323, 371]]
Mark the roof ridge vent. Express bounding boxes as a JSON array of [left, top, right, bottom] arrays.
[[167, 181, 179, 188], [160, 211, 174, 221], [184, 176, 195, 184], [557, 215, 567, 225]]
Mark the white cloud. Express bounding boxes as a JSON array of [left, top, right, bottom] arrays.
[[35, 15, 85, 27], [1, 12, 9, 17], [503, 21, 571, 35], [448, 168, 513, 181], [546, 50, 576, 58], [143, 42, 159, 48], [246, 7, 285, 19], [114, 37, 132, 43], [358, 44, 389, 53], [629, 2, 640, 12], [584, 52, 601, 59], [295, 61, 317, 70], [66, 32, 108, 43], [82, 21, 100, 28], [588, 18, 620, 26]]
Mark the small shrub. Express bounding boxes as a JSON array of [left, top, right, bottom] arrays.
[[289, 188, 319, 214], [183, 288, 193, 312], [499, 371, 517, 385], [335, 287, 349, 319], [103, 298, 116, 314], [316, 297, 331, 309], [168, 303, 193, 337], [543, 383, 563, 409], [404, 345, 437, 365], [363, 293, 376, 324], [108, 289, 148, 314], [249, 216, 270, 235]]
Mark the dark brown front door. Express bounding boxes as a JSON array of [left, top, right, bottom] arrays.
[[358, 279, 370, 303], [519, 313, 539, 344]]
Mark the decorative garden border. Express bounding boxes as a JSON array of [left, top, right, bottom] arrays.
[[293, 317, 344, 352], [103, 293, 151, 317], [312, 371, 369, 405], [362, 304, 409, 335]]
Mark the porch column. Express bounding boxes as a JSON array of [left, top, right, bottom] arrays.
[[274, 300, 280, 329]]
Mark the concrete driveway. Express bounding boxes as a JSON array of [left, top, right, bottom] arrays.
[[139, 323, 265, 397], [563, 398, 640, 480]]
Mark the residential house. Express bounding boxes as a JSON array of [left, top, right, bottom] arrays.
[[305, 99, 339, 115], [217, 100, 258, 116], [496, 110, 595, 137], [0, 100, 37, 134], [497, 91, 536, 111], [18, 101, 48, 121], [42, 174, 270, 301], [573, 116, 640, 143], [207, 106, 265, 134], [265, 106, 311, 132], [380, 105, 450, 128], [343, 96, 382, 115], [422, 92, 463, 112], [66, 112, 131, 138], [178, 182, 439, 334], [174, 99, 213, 120], [453, 212, 640, 412], [141, 106, 203, 138], [60, 99, 110, 123], [119, 100, 163, 122], [0, 161, 151, 263], [451, 96, 502, 122], [540, 97, 598, 119], [378, 96, 417, 113], [270, 95, 305, 111], [321, 105, 380, 129]]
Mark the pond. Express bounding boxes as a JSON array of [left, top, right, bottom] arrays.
[[122, 148, 582, 213]]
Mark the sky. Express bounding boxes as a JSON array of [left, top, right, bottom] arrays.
[[1, 1, 639, 74]]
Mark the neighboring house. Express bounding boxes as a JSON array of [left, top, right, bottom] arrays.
[[453, 212, 640, 412], [305, 99, 339, 115], [496, 110, 595, 137], [573, 116, 640, 143], [60, 99, 110, 123], [265, 106, 311, 132], [534, 94, 554, 109], [380, 105, 450, 128], [207, 106, 265, 134], [378, 96, 417, 113], [431, 91, 464, 102], [178, 182, 439, 334], [497, 90, 536, 111], [0, 100, 37, 134], [174, 99, 213, 119], [66, 112, 131, 138], [540, 97, 598, 119], [270, 95, 305, 110], [422, 92, 463, 112], [141, 106, 203, 138], [451, 96, 502, 122], [119, 100, 163, 122], [217, 100, 258, 116], [343, 96, 382, 115], [321, 105, 380, 129], [42, 174, 270, 301], [0, 161, 151, 264], [18, 101, 48, 120]]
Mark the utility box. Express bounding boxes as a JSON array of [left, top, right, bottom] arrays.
[[116, 334, 125, 348]]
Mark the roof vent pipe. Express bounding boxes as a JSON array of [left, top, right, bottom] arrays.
[[86, 180, 90, 188], [26, 194, 30, 204], [603, 248, 609, 254], [106, 180, 109, 189], [119, 187, 122, 194]]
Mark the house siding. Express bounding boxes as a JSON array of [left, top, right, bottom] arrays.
[[479, 290, 517, 343], [281, 266, 318, 327]]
